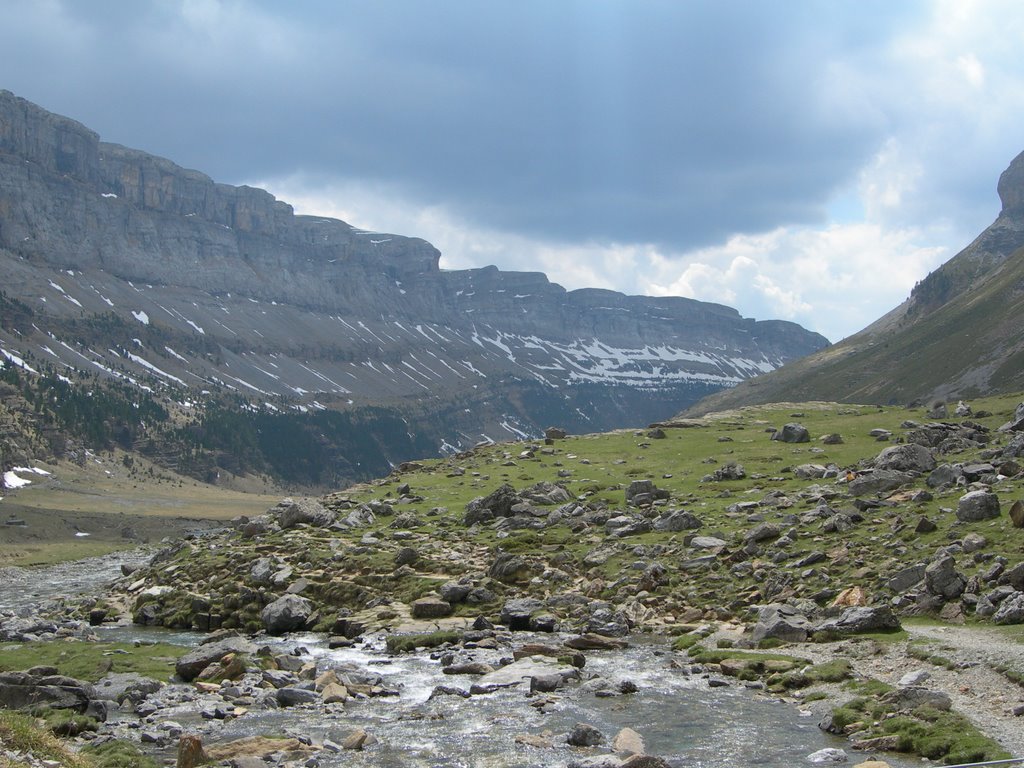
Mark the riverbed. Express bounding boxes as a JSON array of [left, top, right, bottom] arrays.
[[1, 550, 923, 767]]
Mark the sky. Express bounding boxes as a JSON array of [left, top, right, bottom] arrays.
[[3, 1, 1024, 342]]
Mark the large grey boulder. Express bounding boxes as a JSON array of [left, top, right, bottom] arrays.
[[474, 657, 579, 691], [816, 605, 900, 635], [772, 423, 810, 443], [956, 490, 1001, 522], [993, 593, 1024, 625], [500, 598, 544, 630], [925, 556, 966, 600], [276, 686, 320, 706], [848, 469, 915, 496], [261, 594, 314, 635], [175, 636, 256, 681], [881, 686, 952, 712], [653, 510, 702, 531], [411, 596, 452, 619], [999, 562, 1024, 591], [873, 443, 936, 473], [927, 464, 963, 488], [0, 671, 96, 713], [489, 552, 535, 583], [998, 402, 1024, 432], [465, 484, 520, 525], [887, 564, 926, 593], [276, 497, 335, 529], [751, 604, 813, 643]]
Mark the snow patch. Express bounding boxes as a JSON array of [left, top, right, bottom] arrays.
[[132, 310, 150, 324], [1, 348, 38, 373], [126, 353, 187, 386]]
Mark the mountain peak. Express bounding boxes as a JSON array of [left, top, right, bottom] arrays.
[[997, 149, 1024, 216]]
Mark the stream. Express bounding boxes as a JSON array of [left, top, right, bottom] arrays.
[[0, 550, 921, 767]]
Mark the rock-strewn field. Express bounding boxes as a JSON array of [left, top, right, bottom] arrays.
[[2, 396, 1024, 765]]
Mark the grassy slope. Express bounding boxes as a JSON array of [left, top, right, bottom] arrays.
[[0, 448, 279, 566], [686, 247, 1024, 416], [123, 393, 1024, 635]]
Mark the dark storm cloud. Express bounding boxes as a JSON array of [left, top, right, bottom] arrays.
[[0, 0, 922, 250]]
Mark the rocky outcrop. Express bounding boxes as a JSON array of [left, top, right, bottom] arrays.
[[0, 90, 828, 483]]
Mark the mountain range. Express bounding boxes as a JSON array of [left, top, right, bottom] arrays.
[[0, 90, 826, 487]]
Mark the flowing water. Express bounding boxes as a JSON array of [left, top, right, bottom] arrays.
[[0, 553, 921, 767]]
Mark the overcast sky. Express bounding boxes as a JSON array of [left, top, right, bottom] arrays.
[[4, 1, 1024, 341]]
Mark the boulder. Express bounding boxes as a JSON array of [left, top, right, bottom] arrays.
[[612, 727, 645, 756], [751, 604, 813, 643], [795, 463, 828, 479], [276, 686, 319, 706], [998, 402, 1024, 432], [772, 423, 810, 443], [880, 686, 952, 712], [924, 556, 966, 600], [886, 564, 926, 593], [848, 470, 914, 496], [927, 464, 963, 488], [474, 657, 579, 690], [653, 510, 702, 531], [744, 522, 780, 543], [0, 671, 95, 713], [411, 596, 453, 619], [567, 722, 605, 747], [261, 594, 314, 635], [465, 484, 520, 525], [808, 748, 849, 763], [489, 552, 535, 583], [565, 633, 629, 650], [873, 443, 936, 473], [999, 562, 1024, 591], [176, 637, 256, 682], [439, 580, 473, 604], [993, 593, 1024, 625], [956, 490, 1001, 522], [176, 735, 208, 768], [625, 480, 669, 505], [710, 462, 745, 481], [500, 598, 544, 631], [545, 427, 568, 440], [1009, 500, 1024, 529], [816, 605, 900, 635], [276, 497, 334, 529]]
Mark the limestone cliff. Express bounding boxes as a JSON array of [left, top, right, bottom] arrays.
[[0, 90, 828, 480]]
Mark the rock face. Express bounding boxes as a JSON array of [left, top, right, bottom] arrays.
[[0, 90, 828, 484], [683, 149, 1024, 415]]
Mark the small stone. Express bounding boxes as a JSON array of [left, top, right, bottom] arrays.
[[897, 670, 929, 687]]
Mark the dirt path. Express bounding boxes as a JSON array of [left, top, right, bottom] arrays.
[[806, 624, 1024, 758]]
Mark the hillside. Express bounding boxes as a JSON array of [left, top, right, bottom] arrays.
[[114, 394, 1024, 637], [685, 152, 1024, 416], [0, 90, 827, 488]]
